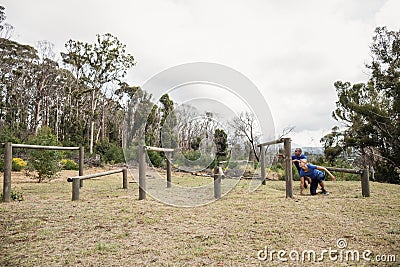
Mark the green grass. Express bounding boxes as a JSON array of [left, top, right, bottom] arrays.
[[0, 168, 399, 266]]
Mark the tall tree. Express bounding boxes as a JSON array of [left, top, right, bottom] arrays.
[[159, 94, 177, 149], [332, 27, 400, 183], [61, 33, 135, 153]]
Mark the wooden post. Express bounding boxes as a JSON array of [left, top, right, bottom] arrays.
[[283, 138, 293, 198], [214, 166, 221, 199], [260, 145, 266, 185], [2, 142, 12, 202], [122, 167, 128, 189], [138, 146, 146, 200], [361, 169, 370, 197], [166, 152, 172, 188], [79, 146, 84, 188], [72, 178, 80, 201]]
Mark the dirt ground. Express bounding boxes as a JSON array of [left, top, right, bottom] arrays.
[[0, 167, 399, 266]]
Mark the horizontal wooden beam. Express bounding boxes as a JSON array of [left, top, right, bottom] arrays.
[[11, 144, 80, 150], [325, 167, 362, 174], [258, 138, 284, 147], [144, 146, 174, 152], [67, 169, 124, 182]]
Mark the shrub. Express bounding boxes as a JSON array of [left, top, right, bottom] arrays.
[[12, 158, 27, 171], [95, 141, 125, 164], [0, 157, 28, 172], [104, 143, 125, 164], [28, 127, 63, 182], [60, 159, 79, 170], [148, 151, 164, 168]]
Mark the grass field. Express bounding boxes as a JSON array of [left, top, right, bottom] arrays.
[[1, 167, 399, 266]]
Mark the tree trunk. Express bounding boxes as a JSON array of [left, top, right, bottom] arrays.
[[90, 120, 95, 154], [34, 99, 42, 135]]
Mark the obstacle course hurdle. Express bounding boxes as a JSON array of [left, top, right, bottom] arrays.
[[325, 167, 370, 197], [258, 138, 293, 198], [138, 146, 174, 200], [258, 138, 370, 197], [67, 168, 128, 201], [2, 142, 84, 202]]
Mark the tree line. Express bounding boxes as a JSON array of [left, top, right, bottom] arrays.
[[1, 5, 398, 183]]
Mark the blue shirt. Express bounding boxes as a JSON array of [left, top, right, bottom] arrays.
[[292, 154, 307, 174], [299, 163, 325, 180]]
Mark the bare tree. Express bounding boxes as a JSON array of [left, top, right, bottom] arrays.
[[229, 111, 261, 162]]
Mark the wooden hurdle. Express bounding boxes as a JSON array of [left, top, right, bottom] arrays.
[[258, 138, 293, 198], [325, 167, 370, 197], [1, 142, 84, 202], [257, 139, 370, 197], [67, 168, 128, 201], [138, 146, 174, 200]]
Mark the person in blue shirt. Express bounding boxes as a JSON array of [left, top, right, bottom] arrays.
[[291, 148, 310, 195], [299, 159, 336, 195]]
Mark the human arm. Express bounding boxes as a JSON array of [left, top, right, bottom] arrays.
[[317, 166, 336, 181]]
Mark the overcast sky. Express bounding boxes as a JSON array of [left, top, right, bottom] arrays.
[[1, 0, 399, 147]]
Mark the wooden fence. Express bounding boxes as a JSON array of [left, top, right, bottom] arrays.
[[67, 168, 128, 201], [258, 138, 293, 198], [138, 146, 174, 200], [1, 142, 84, 202], [325, 167, 370, 197], [257, 138, 370, 197]]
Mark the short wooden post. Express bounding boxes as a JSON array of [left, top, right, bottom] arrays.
[[361, 169, 370, 197], [2, 142, 12, 202], [138, 146, 146, 200], [122, 167, 128, 189], [79, 146, 84, 188], [283, 138, 293, 198], [214, 165, 221, 199], [260, 145, 266, 185], [72, 178, 80, 201], [166, 152, 172, 188]]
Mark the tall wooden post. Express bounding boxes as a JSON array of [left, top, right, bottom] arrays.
[[166, 152, 172, 188], [361, 169, 370, 197], [214, 165, 221, 199], [79, 146, 84, 188], [283, 138, 293, 198], [260, 145, 266, 185], [72, 177, 80, 201], [3, 142, 12, 202], [122, 167, 128, 189], [138, 146, 146, 200]]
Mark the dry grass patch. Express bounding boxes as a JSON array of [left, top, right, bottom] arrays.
[[0, 168, 399, 266]]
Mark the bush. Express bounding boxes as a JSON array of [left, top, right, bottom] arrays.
[[60, 159, 79, 170], [104, 143, 125, 164], [148, 151, 164, 168], [0, 157, 28, 172], [95, 141, 125, 164], [12, 158, 27, 171], [28, 127, 63, 182]]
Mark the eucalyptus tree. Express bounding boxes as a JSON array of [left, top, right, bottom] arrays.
[[61, 33, 135, 153]]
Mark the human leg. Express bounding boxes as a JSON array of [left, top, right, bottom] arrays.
[[310, 179, 318, 195]]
